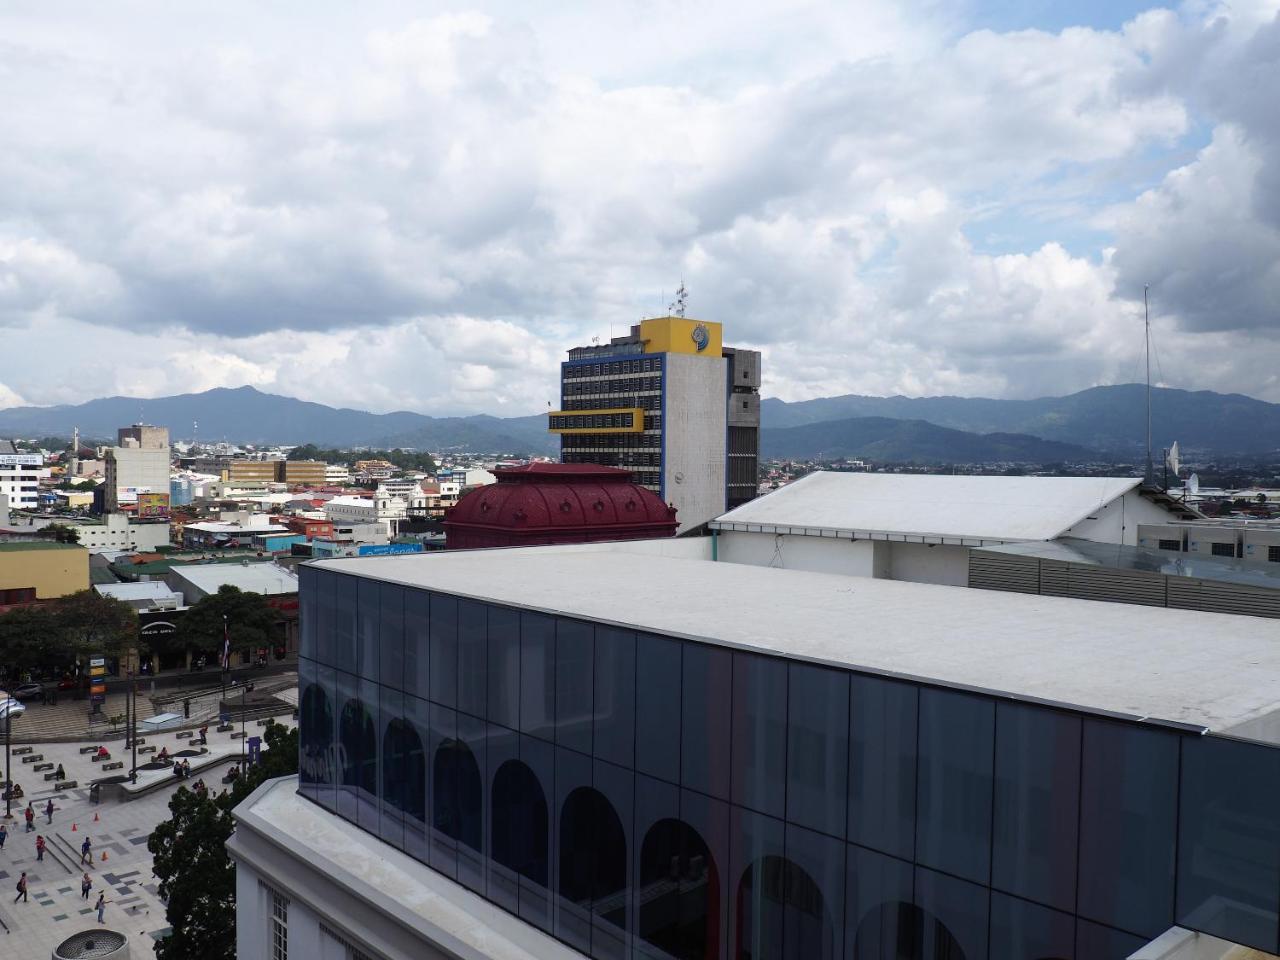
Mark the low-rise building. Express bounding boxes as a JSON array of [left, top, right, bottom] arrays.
[[165, 561, 299, 605], [93, 580, 183, 611], [183, 512, 290, 549], [64, 514, 171, 553], [0, 541, 88, 604]]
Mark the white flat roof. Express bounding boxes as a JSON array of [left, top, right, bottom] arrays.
[[94, 581, 181, 602], [170, 562, 299, 595], [316, 544, 1280, 735], [711, 471, 1145, 544]]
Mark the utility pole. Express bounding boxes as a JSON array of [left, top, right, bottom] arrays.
[[3, 710, 10, 820], [130, 670, 138, 782], [1144, 284, 1154, 485]]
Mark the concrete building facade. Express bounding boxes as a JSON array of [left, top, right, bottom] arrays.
[[104, 424, 170, 512], [0, 441, 48, 511], [0, 541, 89, 603], [551, 317, 761, 533]]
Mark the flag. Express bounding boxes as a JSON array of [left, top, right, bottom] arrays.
[[222, 616, 230, 670]]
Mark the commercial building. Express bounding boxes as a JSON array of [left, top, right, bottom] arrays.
[[324, 464, 351, 484], [0, 440, 48, 510], [182, 512, 290, 549], [0, 541, 88, 603], [443, 463, 678, 548], [64, 514, 171, 554], [93, 580, 183, 611], [325, 495, 406, 536], [550, 316, 761, 533], [165, 561, 299, 605], [233, 538, 1280, 960], [709, 472, 1200, 586], [104, 424, 171, 512]]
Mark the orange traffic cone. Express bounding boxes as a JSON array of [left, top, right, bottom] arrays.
[[101, 851, 108, 862], [93, 813, 99, 822], [71, 822, 77, 831]]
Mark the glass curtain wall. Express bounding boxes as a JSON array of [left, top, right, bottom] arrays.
[[296, 566, 1280, 959]]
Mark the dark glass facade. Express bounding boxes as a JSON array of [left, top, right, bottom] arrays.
[[297, 565, 1280, 958]]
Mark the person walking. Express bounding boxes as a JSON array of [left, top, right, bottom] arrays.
[[80, 835, 92, 865], [13, 872, 27, 903], [45, 797, 54, 824], [81, 873, 92, 900], [95, 891, 108, 924], [35, 835, 45, 861], [24, 802, 34, 832], [0, 822, 7, 851]]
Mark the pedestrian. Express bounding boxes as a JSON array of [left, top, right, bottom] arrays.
[[24, 802, 34, 832], [80, 835, 92, 864], [81, 873, 92, 900], [45, 798, 54, 823], [35, 835, 45, 861], [95, 891, 107, 924], [0, 822, 7, 850], [12, 872, 27, 903]]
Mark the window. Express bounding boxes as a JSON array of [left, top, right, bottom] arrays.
[[1211, 541, 1236, 557], [1269, 545, 1280, 563], [1158, 538, 1181, 551], [742, 400, 749, 409], [269, 887, 288, 960]]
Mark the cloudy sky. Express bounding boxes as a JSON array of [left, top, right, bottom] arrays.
[[2, 0, 1278, 416]]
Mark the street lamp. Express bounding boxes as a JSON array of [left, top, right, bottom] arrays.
[[1, 694, 25, 820]]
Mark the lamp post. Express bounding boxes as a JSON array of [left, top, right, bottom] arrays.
[[3, 709, 10, 820], [129, 669, 138, 783]]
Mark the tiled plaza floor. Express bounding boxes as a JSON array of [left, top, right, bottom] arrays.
[[0, 710, 295, 958]]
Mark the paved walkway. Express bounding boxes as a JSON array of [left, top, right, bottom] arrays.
[[0, 710, 296, 958]]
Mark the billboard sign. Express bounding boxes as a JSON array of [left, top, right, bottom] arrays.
[[357, 543, 425, 556], [136, 492, 171, 518], [0, 453, 41, 467]]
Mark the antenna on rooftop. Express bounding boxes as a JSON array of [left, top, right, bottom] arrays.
[[669, 280, 688, 318]]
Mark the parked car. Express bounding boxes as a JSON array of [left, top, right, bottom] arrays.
[[10, 682, 42, 701], [57, 676, 80, 691]]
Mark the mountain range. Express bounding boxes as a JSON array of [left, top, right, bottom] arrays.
[[0, 383, 1276, 460]]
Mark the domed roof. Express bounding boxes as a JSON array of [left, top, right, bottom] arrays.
[[444, 463, 677, 548]]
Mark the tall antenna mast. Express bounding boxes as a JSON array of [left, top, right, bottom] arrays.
[[1144, 284, 1153, 485], [668, 280, 688, 318]]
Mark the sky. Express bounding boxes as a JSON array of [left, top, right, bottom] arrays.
[[1, 0, 1278, 416]]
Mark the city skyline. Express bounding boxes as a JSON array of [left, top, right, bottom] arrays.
[[2, 0, 1278, 416]]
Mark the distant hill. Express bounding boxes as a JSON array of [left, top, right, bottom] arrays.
[[1, 381, 1275, 459], [761, 384, 1280, 455], [761, 416, 1098, 463], [0, 386, 557, 455]]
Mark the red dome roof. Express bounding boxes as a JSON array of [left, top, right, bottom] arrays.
[[444, 463, 677, 549]]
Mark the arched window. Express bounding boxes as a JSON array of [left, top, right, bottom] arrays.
[[491, 760, 549, 885], [433, 739, 482, 852], [559, 788, 627, 940], [736, 856, 833, 960], [299, 683, 333, 790], [853, 902, 966, 959], [339, 699, 375, 803], [639, 818, 719, 960], [383, 718, 426, 821]]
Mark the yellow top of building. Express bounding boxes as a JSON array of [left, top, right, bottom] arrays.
[[639, 316, 722, 357]]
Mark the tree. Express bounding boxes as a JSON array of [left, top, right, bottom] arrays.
[[177, 585, 278, 660], [0, 605, 61, 679], [53, 590, 136, 660], [148, 721, 298, 959]]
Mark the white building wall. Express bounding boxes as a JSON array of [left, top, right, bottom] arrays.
[[886, 542, 970, 586], [662, 352, 727, 533], [68, 514, 172, 553], [0, 452, 47, 510], [717, 530, 887, 577], [105, 445, 170, 511], [1061, 489, 1173, 546]]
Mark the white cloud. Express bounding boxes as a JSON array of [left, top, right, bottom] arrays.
[[0, 0, 1277, 413]]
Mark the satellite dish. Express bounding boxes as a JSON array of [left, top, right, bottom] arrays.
[[1188, 473, 1200, 496]]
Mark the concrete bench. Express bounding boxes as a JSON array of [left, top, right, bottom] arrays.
[[12, 746, 32, 755], [138, 745, 157, 754], [44, 772, 60, 781], [54, 781, 77, 790], [229, 731, 246, 739], [256, 719, 274, 727], [21, 754, 43, 764], [102, 762, 124, 771], [33, 762, 53, 772], [91, 754, 110, 762], [79, 746, 97, 754], [216, 724, 234, 732], [175, 731, 193, 739]]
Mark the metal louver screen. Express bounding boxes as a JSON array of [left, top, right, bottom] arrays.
[[967, 553, 1039, 594]]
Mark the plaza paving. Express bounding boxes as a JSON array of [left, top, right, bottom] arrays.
[[0, 709, 296, 958]]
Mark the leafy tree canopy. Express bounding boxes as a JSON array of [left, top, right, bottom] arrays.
[[288, 442, 438, 474], [176, 585, 278, 656], [0, 590, 136, 678], [148, 721, 298, 960]]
